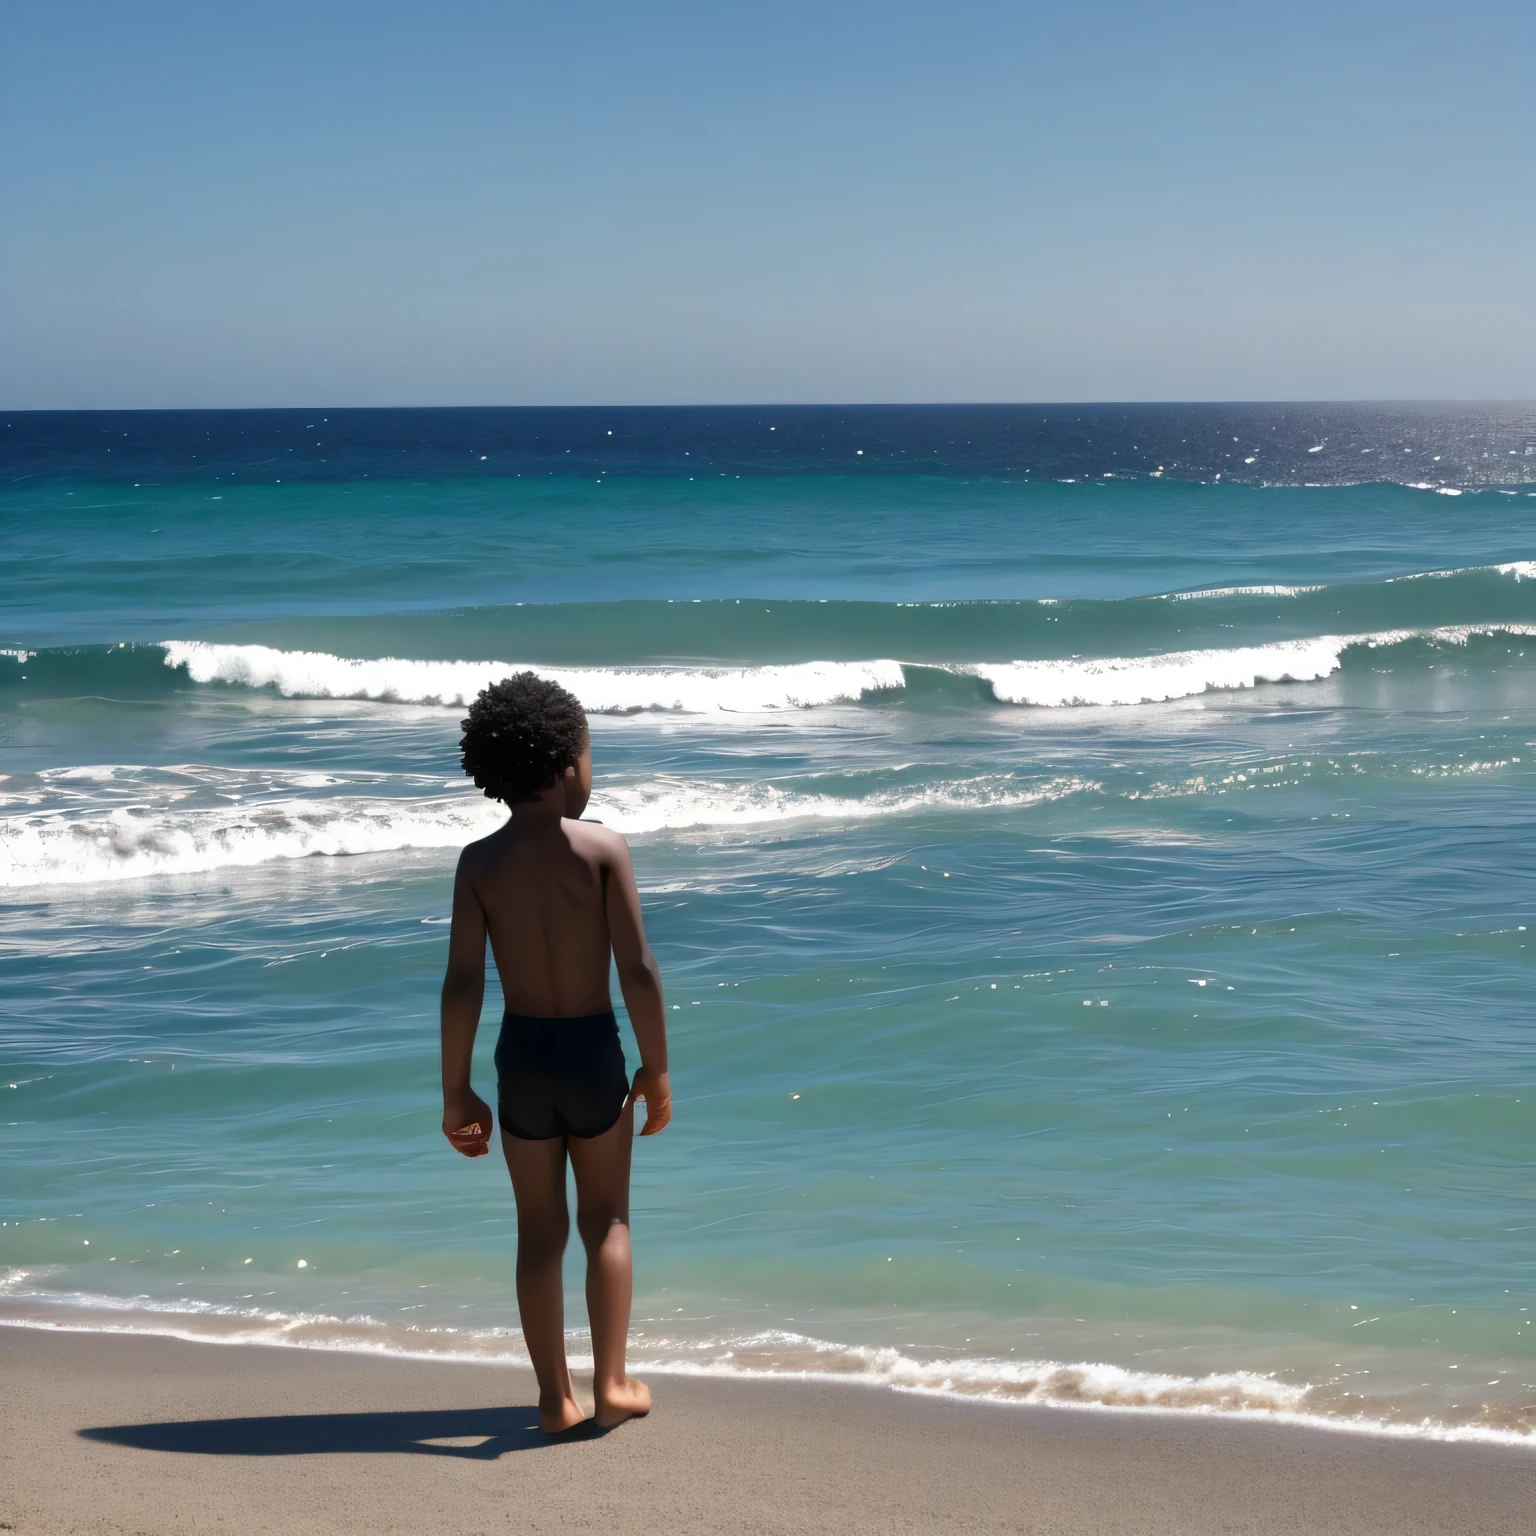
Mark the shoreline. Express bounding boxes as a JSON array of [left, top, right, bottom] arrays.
[[4, 1307, 1533, 1452], [3, 1329, 1534, 1536]]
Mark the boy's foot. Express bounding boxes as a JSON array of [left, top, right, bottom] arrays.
[[538, 1394, 588, 1435], [593, 1377, 651, 1428]]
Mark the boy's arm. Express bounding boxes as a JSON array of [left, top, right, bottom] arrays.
[[602, 833, 671, 1135], [440, 850, 493, 1157]]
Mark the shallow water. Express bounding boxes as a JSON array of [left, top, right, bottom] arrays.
[[3, 406, 1534, 1442]]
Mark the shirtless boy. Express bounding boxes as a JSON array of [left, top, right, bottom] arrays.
[[439, 673, 671, 1433]]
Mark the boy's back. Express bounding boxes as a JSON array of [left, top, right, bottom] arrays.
[[462, 817, 629, 1018]]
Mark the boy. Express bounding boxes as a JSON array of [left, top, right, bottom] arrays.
[[439, 672, 671, 1433]]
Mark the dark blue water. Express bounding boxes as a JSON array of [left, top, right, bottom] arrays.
[[7, 400, 1534, 484]]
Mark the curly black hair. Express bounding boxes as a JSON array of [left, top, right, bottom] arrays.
[[459, 672, 588, 805]]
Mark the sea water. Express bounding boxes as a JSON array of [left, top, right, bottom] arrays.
[[2, 404, 1534, 1443]]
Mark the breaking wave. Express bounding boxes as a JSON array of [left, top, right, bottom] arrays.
[[1, 1288, 1529, 1446], [0, 790, 504, 888], [158, 626, 1536, 715], [162, 642, 903, 713], [0, 767, 1092, 887], [967, 628, 1536, 707]]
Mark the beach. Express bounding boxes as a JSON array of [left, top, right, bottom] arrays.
[[8, 0, 1534, 1521], [4, 1327, 1532, 1535]]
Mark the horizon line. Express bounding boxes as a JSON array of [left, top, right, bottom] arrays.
[[5, 397, 1534, 416]]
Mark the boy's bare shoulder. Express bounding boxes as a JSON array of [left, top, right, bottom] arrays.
[[564, 818, 632, 864], [456, 823, 511, 872]]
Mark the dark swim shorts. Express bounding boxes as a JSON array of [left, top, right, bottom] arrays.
[[495, 1010, 630, 1140]]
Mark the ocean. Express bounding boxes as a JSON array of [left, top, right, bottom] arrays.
[[3, 402, 1534, 1444]]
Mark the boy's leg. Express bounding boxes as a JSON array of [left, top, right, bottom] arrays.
[[503, 1132, 585, 1433], [567, 1095, 650, 1425]]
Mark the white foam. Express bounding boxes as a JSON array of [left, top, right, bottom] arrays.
[[1, 1296, 1529, 1446], [45, 764, 139, 782], [163, 642, 903, 714], [153, 623, 1536, 728], [1163, 585, 1323, 601], [967, 626, 1536, 708], [969, 638, 1347, 707], [594, 774, 1095, 835], [1387, 561, 1536, 583], [0, 792, 507, 888], [0, 771, 1092, 887]]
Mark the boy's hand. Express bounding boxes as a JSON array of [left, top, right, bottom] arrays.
[[443, 1089, 494, 1157], [631, 1066, 672, 1136]]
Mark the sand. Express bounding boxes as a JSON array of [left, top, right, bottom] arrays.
[[1, 1327, 1531, 1535]]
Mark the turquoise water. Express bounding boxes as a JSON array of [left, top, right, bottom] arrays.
[[3, 416, 1535, 1441]]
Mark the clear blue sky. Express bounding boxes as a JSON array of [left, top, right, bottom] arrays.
[[2, 1, 1531, 407]]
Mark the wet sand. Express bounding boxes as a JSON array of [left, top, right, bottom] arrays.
[[1, 1326, 1531, 1535]]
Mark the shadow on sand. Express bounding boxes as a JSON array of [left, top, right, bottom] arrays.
[[80, 1406, 607, 1459]]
